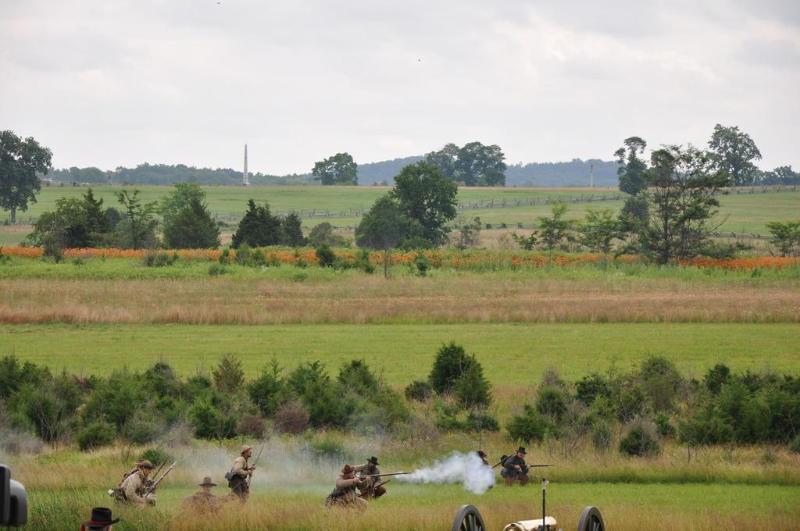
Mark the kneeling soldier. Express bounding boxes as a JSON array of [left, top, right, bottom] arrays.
[[117, 460, 156, 506], [501, 447, 530, 486], [183, 476, 221, 514], [354, 456, 386, 500], [325, 465, 368, 510], [226, 445, 255, 502]]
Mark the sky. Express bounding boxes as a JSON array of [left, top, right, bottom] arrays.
[[2, 0, 798, 175]]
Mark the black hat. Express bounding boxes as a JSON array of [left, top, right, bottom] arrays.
[[368, 456, 379, 465], [84, 507, 119, 527], [517, 447, 527, 454]]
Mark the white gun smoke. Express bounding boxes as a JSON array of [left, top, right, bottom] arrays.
[[397, 451, 494, 494]]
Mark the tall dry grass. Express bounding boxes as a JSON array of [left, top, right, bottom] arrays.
[[1, 275, 798, 324]]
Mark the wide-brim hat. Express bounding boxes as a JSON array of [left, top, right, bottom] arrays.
[[517, 447, 527, 454], [198, 476, 217, 487], [367, 456, 379, 465], [84, 507, 119, 526], [136, 460, 155, 469], [241, 445, 253, 455]]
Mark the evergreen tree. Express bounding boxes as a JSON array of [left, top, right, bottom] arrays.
[[162, 197, 220, 249], [231, 199, 281, 248], [281, 212, 306, 246]]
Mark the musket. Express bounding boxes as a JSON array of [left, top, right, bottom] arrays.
[[144, 461, 176, 496], [247, 444, 265, 487], [363, 471, 410, 478], [492, 455, 551, 469]]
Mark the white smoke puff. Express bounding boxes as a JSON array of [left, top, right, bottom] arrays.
[[398, 451, 494, 494]]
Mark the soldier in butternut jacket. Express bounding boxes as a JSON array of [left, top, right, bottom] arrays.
[[227, 445, 255, 502], [325, 465, 368, 510], [119, 460, 156, 506]]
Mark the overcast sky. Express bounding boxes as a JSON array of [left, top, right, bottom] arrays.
[[2, 0, 798, 174]]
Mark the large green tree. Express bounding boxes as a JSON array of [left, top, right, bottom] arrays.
[[162, 197, 220, 249], [311, 153, 358, 185], [708, 124, 762, 186], [390, 161, 457, 246], [355, 195, 420, 277], [0, 130, 52, 223], [640, 146, 728, 263], [615, 136, 648, 195], [426, 142, 507, 186], [454, 142, 506, 186]]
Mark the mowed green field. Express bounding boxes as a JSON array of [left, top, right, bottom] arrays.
[[2, 323, 797, 385], [0, 185, 796, 245]]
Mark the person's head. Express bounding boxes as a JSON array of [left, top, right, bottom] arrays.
[[341, 464, 354, 479], [516, 447, 527, 458], [367, 456, 379, 470], [81, 507, 118, 531], [137, 460, 155, 478], [198, 476, 216, 492], [241, 445, 253, 459]]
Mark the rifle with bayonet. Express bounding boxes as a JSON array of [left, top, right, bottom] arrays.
[[144, 461, 176, 496], [362, 471, 411, 479], [247, 445, 264, 487], [492, 454, 551, 472]]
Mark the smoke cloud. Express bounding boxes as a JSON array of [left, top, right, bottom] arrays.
[[398, 451, 494, 494]]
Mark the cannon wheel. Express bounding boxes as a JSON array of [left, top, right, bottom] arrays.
[[451, 504, 486, 531], [577, 506, 605, 531]]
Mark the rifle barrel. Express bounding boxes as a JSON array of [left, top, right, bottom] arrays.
[[367, 471, 410, 478]]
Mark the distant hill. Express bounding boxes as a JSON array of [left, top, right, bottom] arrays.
[[50, 157, 619, 187], [356, 156, 619, 187]]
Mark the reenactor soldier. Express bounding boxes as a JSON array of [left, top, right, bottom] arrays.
[[182, 476, 221, 514], [354, 456, 386, 499], [500, 447, 530, 486], [117, 460, 156, 505], [226, 445, 255, 502], [325, 464, 368, 510]]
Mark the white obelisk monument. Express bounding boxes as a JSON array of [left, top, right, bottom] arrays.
[[243, 144, 250, 186]]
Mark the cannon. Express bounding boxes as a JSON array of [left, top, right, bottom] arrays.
[[450, 479, 604, 531]]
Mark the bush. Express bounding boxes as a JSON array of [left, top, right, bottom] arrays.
[[237, 414, 267, 438], [507, 404, 550, 443], [453, 363, 492, 409], [208, 263, 227, 276], [315, 244, 336, 268], [465, 412, 499, 432], [355, 249, 375, 274], [139, 447, 173, 466], [619, 426, 660, 457], [338, 360, 380, 398], [405, 380, 433, 402], [429, 342, 476, 394], [655, 412, 676, 438], [77, 420, 116, 451], [591, 420, 613, 452], [536, 387, 568, 420], [413, 254, 430, 276], [248, 363, 286, 417], [789, 435, 800, 454], [143, 251, 178, 267], [575, 373, 611, 406], [274, 400, 310, 434], [188, 399, 236, 440], [309, 437, 347, 460], [212, 354, 245, 393]]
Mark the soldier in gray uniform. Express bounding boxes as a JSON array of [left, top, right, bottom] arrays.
[[325, 464, 368, 509], [226, 445, 255, 502], [353, 456, 386, 499], [500, 447, 530, 486]]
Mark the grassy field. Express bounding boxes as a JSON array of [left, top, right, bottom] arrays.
[[1, 185, 797, 245], [7, 437, 800, 531], [2, 322, 797, 385], [1, 259, 799, 324]]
